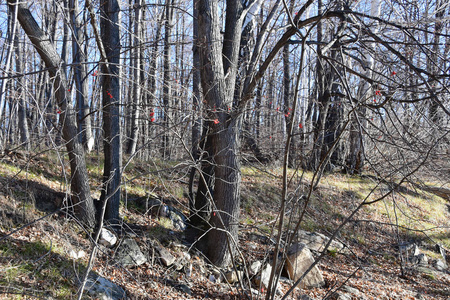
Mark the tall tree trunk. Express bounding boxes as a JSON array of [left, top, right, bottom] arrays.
[[162, 0, 174, 159], [15, 31, 30, 150], [308, 1, 344, 172], [99, 0, 122, 223], [207, 118, 241, 266], [144, 11, 163, 157], [188, 0, 203, 223], [70, 0, 94, 152], [283, 0, 295, 168], [308, 0, 325, 171], [196, 0, 314, 266], [0, 5, 18, 149], [429, 0, 445, 127], [283, 42, 293, 167], [8, 0, 95, 227], [197, 0, 244, 267], [345, 0, 380, 174], [126, 0, 142, 155]]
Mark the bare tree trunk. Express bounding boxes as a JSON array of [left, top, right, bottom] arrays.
[[0, 5, 18, 149], [429, 0, 445, 127], [70, 0, 94, 152], [99, 0, 122, 223], [126, 0, 143, 155], [207, 118, 241, 266], [15, 31, 30, 150], [8, 0, 95, 227], [144, 10, 163, 157], [196, 0, 307, 266], [345, 0, 380, 174], [283, 42, 293, 167], [188, 0, 203, 224], [162, 0, 174, 159]]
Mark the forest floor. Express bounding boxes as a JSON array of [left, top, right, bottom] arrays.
[[0, 150, 449, 299]]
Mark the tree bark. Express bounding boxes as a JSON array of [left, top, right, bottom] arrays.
[[283, 42, 294, 167], [99, 0, 122, 223], [188, 0, 204, 224], [197, 0, 242, 267]]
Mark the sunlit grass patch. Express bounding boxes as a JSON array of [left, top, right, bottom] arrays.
[[0, 239, 80, 299]]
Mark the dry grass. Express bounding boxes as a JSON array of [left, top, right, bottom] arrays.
[[0, 150, 449, 299]]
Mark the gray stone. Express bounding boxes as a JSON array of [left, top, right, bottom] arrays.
[[69, 249, 86, 259], [398, 242, 415, 253], [417, 253, 428, 266], [174, 252, 190, 271], [342, 285, 360, 295], [208, 274, 217, 283], [249, 261, 262, 276], [433, 259, 447, 271], [175, 284, 191, 295], [99, 228, 117, 248], [285, 243, 325, 288], [156, 246, 176, 267], [115, 238, 147, 267], [85, 272, 126, 300], [337, 293, 352, 300], [298, 230, 346, 254], [253, 263, 272, 289], [224, 270, 244, 283], [168, 210, 186, 231], [435, 244, 447, 261], [415, 293, 426, 300]]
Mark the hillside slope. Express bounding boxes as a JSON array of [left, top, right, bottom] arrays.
[[0, 150, 449, 299]]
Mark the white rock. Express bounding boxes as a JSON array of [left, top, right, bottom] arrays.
[[99, 228, 117, 248], [69, 249, 86, 259], [253, 263, 272, 289], [249, 261, 262, 276]]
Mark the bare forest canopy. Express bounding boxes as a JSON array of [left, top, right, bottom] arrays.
[[0, 0, 449, 299]]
